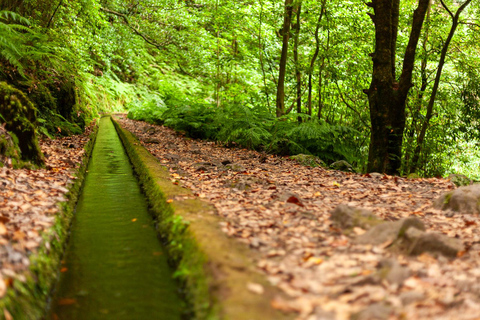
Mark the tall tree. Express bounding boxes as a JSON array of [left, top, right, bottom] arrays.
[[366, 0, 430, 174], [409, 0, 473, 173], [275, 0, 294, 117]]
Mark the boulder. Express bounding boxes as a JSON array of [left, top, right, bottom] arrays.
[[0, 82, 44, 165], [330, 160, 353, 172], [355, 217, 425, 245], [0, 124, 20, 167], [290, 154, 326, 167], [434, 184, 480, 214], [330, 204, 383, 230], [448, 174, 472, 187], [351, 302, 393, 320], [401, 227, 463, 258]]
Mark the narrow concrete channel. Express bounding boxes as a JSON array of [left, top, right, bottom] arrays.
[[49, 116, 182, 319]]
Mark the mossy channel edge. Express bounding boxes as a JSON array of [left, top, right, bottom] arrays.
[[112, 116, 293, 320]]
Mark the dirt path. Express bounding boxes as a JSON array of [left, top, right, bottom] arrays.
[[118, 116, 480, 320]]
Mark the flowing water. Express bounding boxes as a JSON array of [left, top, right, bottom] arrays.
[[49, 116, 182, 319]]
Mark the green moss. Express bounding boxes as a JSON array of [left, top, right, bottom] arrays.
[[0, 82, 44, 165], [0, 125, 98, 319]]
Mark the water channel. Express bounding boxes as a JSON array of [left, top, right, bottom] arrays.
[[49, 116, 182, 319]]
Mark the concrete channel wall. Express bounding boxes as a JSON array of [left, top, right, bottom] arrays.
[[112, 116, 293, 320]]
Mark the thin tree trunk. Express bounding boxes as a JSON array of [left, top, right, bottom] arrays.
[[409, 0, 473, 173], [257, 0, 270, 109], [275, 0, 294, 118], [293, 2, 302, 122], [317, 29, 329, 120], [307, 0, 326, 117]]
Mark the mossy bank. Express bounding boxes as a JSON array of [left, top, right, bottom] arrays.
[[0, 124, 98, 319], [112, 116, 293, 320]]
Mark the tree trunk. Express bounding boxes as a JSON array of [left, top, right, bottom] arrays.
[[409, 0, 473, 173], [275, 0, 294, 118], [366, 0, 429, 174], [293, 2, 302, 122], [307, 0, 326, 117]]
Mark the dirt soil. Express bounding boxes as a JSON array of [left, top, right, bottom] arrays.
[[117, 116, 480, 320]]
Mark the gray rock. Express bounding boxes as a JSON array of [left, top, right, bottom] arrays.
[[377, 258, 410, 285], [330, 204, 382, 230], [402, 228, 464, 258], [330, 160, 353, 172], [193, 161, 218, 171], [290, 154, 326, 167], [225, 163, 246, 172], [355, 217, 425, 245], [448, 174, 472, 187], [434, 184, 480, 214], [400, 290, 425, 305], [351, 302, 392, 320], [144, 138, 161, 144]]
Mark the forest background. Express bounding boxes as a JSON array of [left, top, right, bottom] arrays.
[[0, 0, 479, 178]]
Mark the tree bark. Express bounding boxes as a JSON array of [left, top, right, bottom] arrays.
[[293, 2, 302, 122], [366, 0, 430, 174], [307, 0, 326, 117], [275, 0, 294, 118]]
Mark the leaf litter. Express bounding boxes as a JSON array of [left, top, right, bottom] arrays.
[[0, 125, 92, 297], [117, 115, 480, 320]]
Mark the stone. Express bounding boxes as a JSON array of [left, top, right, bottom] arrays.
[[225, 163, 246, 172], [355, 217, 425, 245], [351, 302, 392, 320], [330, 160, 353, 172], [448, 174, 472, 187], [290, 154, 326, 167], [377, 259, 410, 285], [434, 184, 480, 214], [402, 228, 464, 258], [330, 204, 382, 230], [0, 82, 44, 165], [400, 290, 425, 306]]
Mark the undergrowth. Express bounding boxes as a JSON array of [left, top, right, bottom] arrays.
[[127, 76, 362, 168]]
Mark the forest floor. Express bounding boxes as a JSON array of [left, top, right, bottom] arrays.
[[2, 117, 480, 319], [0, 126, 92, 298], [117, 116, 480, 320]]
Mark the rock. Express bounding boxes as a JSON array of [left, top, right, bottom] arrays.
[[448, 174, 472, 187], [0, 125, 20, 168], [369, 172, 384, 178], [290, 154, 326, 167], [434, 184, 480, 214], [225, 163, 246, 172], [0, 82, 44, 165], [313, 307, 336, 320], [193, 161, 218, 171], [144, 138, 161, 144], [355, 217, 425, 245], [400, 290, 425, 306], [330, 204, 382, 230], [164, 153, 180, 162], [401, 228, 464, 258], [377, 259, 410, 285], [330, 160, 353, 172], [351, 302, 393, 320]]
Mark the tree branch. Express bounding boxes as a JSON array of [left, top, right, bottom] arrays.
[[100, 7, 168, 50]]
